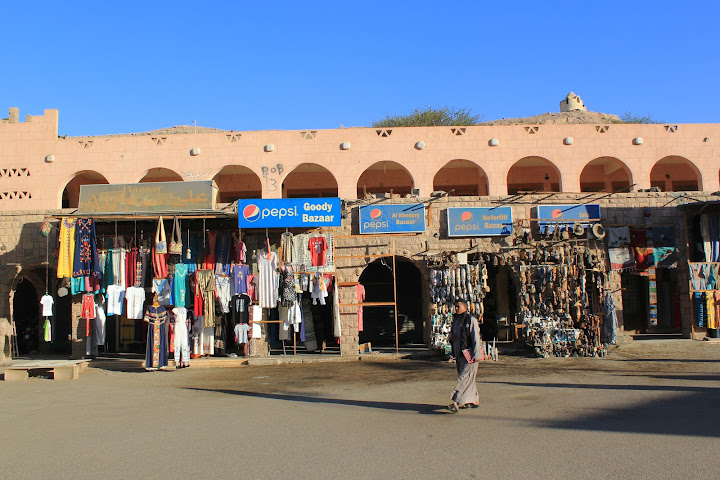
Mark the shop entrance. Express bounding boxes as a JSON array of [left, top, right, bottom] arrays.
[[12, 277, 39, 355], [621, 271, 680, 333], [358, 257, 423, 348]]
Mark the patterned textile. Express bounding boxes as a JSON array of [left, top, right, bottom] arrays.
[[144, 304, 168, 370], [73, 218, 101, 278], [57, 217, 77, 278]]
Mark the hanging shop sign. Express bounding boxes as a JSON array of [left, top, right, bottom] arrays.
[[536, 204, 601, 233], [78, 181, 218, 214], [237, 198, 341, 228], [358, 203, 426, 234], [447, 207, 513, 237]]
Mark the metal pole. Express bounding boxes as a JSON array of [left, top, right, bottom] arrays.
[[392, 238, 398, 355]]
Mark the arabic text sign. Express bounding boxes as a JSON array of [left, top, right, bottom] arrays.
[[536, 204, 601, 233], [447, 207, 513, 237], [238, 198, 341, 228], [78, 181, 217, 214], [358, 203, 426, 234]]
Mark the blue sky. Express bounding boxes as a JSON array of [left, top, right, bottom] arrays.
[[2, 1, 718, 135]]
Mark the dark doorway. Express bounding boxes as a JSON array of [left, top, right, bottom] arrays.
[[359, 257, 423, 347], [621, 273, 649, 332], [13, 278, 40, 355]]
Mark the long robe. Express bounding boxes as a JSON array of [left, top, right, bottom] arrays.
[[144, 305, 169, 370], [450, 313, 482, 406]]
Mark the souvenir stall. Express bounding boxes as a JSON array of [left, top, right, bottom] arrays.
[[682, 202, 720, 338], [430, 204, 611, 358]]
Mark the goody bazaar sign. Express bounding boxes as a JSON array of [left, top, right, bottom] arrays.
[[446, 207, 513, 237], [237, 198, 341, 228], [358, 203, 426, 234]]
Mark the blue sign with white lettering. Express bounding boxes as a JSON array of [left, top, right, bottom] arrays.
[[237, 198, 341, 228], [358, 203, 426, 234], [447, 207, 513, 237], [536, 204, 601, 233]]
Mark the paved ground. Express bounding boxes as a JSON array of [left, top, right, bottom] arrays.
[[1, 340, 719, 479]]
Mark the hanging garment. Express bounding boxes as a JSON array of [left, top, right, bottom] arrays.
[[125, 245, 137, 288], [602, 292, 618, 344], [251, 305, 263, 339], [152, 278, 172, 306], [215, 276, 232, 314], [81, 294, 96, 319], [333, 282, 341, 338], [247, 274, 257, 301], [57, 217, 77, 278], [693, 292, 705, 327], [195, 270, 215, 327], [73, 219, 101, 278], [153, 249, 168, 279], [308, 236, 328, 267], [106, 285, 126, 316], [173, 263, 188, 307], [257, 251, 279, 308], [700, 214, 712, 262], [40, 294, 54, 317], [234, 323, 251, 345], [279, 266, 295, 307], [232, 264, 249, 295], [125, 286, 146, 320], [356, 284, 366, 332], [215, 231, 233, 275], [172, 307, 190, 367], [204, 231, 217, 270], [707, 294, 716, 330], [144, 304, 169, 370], [281, 232, 294, 264], [42, 318, 52, 342], [301, 297, 317, 351], [709, 214, 720, 262], [629, 229, 653, 271], [311, 273, 328, 305], [235, 237, 247, 263], [95, 303, 106, 345], [230, 293, 251, 325]]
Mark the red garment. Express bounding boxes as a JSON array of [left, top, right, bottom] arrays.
[[125, 247, 137, 287], [153, 251, 167, 279], [629, 229, 652, 271], [247, 274, 257, 302], [356, 284, 366, 332], [81, 294, 95, 337], [193, 271, 204, 318], [204, 231, 217, 269], [308, 236, 328, 266]]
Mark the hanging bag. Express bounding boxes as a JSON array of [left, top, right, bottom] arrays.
[[169, 216, 183, 255], [155, 216, 168, 254]]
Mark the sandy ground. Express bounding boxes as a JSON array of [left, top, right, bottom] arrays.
[[1, 340, 719, 479]]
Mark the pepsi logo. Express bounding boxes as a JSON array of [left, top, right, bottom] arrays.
[[551, 209, 563, 219], [460, 211, 473, 222], [370, 208, 383, 220], [243, 204, 261, 222]]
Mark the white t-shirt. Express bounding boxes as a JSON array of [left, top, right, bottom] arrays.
[[40, 294, 54, 317], [125, 286, 146, 320], [106, 285, 126, 316]]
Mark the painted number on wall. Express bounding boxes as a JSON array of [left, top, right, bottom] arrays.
[[261, 163, 284, 192]]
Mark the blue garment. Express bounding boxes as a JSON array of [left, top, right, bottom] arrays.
[[694, 292, 705, 327], [215, 231, 232, 275], [232, 264, 249, 294], [73, 218, 101, 278], [144, 305, 168, 370], [173, 263, 188, 307], [71, 276, 84, 295], [709, 214, 720, 262]]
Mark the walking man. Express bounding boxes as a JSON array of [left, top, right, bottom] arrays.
[[447, 298, 482, 413]]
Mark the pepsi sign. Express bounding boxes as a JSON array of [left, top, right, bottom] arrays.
[[358, 203, 425, 234], [237, 198, 341, 228], [536, 204, 601, 233], [447, 207, 513, 237]]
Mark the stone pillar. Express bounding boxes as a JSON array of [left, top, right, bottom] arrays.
[[8, 107, 19, 123], [0, 318, 12, 364], [337, 284, 359, 356]]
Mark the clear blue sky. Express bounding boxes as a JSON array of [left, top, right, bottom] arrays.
[[3, 1, 718, 136]]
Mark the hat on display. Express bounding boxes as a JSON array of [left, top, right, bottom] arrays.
[[573, 223, 585, 236], [561, 228, 570, 240], [592, 223, 606, 239]]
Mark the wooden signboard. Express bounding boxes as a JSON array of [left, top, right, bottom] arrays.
[[78, 181, 218, 214]]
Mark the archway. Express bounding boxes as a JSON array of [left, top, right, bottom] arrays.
[[282, 163, 339, 198], [356, 161, 414, 198], [506, 156, 562, 194], [650, 156, 702, 192], [212, 165, 262, 203], [580, 157, 633, 193], [433, 159, 489, 196], [61, 170, 109, 208], [139, 168, 183, 183], [358, 257, 423, 348]]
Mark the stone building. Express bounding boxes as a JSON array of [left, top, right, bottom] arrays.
[[1, 106, 719, 361]]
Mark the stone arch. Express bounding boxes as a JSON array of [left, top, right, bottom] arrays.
[[580, 157, 633, 193], [357, 256, 428, 348], [433, 159, 489, 196], [281, 163, 339, 198], [356, 161, 414, 198], [650, 156, 702, 192], [138, 167, 183, 183], [212, 165, 262, 203], [506, 156, 562, 194], [61, 170, 109, 208]]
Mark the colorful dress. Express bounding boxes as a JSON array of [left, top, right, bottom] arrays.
[[57, 217, 77, 278], [144, 304, 169, 370], [73, 218, 101, 278]]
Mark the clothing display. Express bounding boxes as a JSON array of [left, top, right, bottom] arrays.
[[281, 232, 293, 264], [73, 219, 101, 278], [257, 251, 279, 308], [125, 286, 146, 320], [106, 285, 125, 316], [356, 284, 365, 332], [234, 323, 251, 345], [196, 270, 215, 327], [230, 293, 251, 325], [308, 236, 328, 266], [232, 264, 249, 295], [57, 217, 77, 278], [172, 307, 190, 368], [152, 278, 172, 306], [144, 304, 169, 370], [40, 294, 54, 317], [215, 276, 232, 313], [173, 263, 188, 307]]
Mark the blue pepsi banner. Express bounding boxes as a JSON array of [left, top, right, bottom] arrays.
[[536, 204, 601, 233], [447, 207, 513, 237], [237, 198, 341, 228], [358, 203, 426, 234]]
